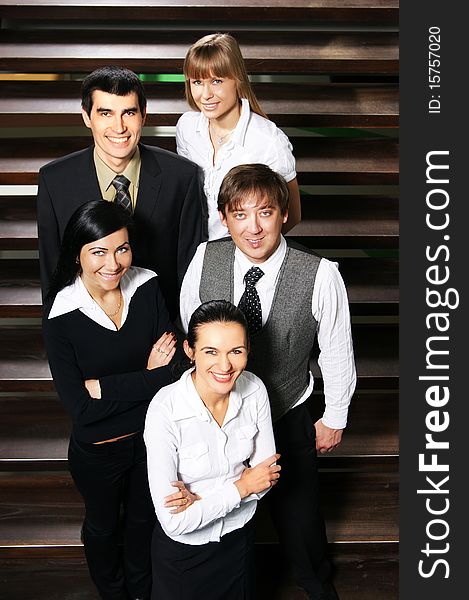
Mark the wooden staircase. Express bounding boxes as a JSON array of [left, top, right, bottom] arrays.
[[0, 2, 399, 598]]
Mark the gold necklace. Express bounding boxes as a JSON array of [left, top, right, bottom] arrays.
[[93, 288, 122, 317]]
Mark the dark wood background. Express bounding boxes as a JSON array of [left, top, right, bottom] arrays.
[[0, 2, 399, 598]]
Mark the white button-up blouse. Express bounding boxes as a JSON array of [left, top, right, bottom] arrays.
[[176, 98, 297, 240], [144, 368, 276, 545]]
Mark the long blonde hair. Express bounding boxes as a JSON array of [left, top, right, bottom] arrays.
[[183, 33, 268, 119]]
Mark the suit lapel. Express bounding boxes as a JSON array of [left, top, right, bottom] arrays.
[[134, 144, 163, 221], [77, 146, 101, 200], [55, 147, 102, 237]]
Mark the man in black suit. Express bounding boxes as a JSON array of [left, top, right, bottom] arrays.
[[37, 65, 206, 318]]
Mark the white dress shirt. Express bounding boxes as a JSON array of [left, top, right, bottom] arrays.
[[180, 237, 356, 429], [144, 369, 276, 545], [176, 98, 297, 240], [48, 266, 156, 330]]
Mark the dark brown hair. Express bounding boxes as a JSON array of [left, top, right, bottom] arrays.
[[217, 163, 290, 216], [186, 300, 249, 350]]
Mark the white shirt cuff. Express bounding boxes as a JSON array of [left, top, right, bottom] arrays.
[[322, 406, 349, 430]]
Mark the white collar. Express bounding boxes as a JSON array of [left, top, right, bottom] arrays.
[[234, 235, 287, 278], [195, 98, 250, 148], [171, 368, 260, 424], [48, 266, 157, 326]]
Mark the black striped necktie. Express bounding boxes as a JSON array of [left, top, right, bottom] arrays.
[[112, 175, 132, 213]]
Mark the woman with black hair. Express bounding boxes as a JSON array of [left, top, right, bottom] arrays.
[[42, 199, 177, 600], [144, 300, 280, 600]]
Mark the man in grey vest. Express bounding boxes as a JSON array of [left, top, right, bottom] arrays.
[[180, 163, 356, 600]]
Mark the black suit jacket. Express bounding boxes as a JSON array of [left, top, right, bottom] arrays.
[[37, 143, 207, 318]]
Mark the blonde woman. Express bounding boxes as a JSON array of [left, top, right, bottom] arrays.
[[176, 32, 301, 240]]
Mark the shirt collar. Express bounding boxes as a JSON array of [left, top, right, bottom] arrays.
[[94, 146, 141, 196], [48, 266, 156, 320], [48, 275, 93, 320], [231, 98, 250, 146], [234, 235, 287, 279], [171, 368, 260, 423], [195, 98, 250, 148]]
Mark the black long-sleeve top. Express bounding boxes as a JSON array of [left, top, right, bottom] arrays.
[[43, 272, 174, 443]]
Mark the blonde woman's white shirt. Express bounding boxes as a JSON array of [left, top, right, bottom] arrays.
[[176, 98, 297, 240], [144, 368, 276, 545]]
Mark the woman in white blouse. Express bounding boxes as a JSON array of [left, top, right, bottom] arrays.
[[176, 32, 301, 240], [144, 300, 280, 599]]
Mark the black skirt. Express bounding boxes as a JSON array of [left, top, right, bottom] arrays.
[[151, 517, 255, 600]]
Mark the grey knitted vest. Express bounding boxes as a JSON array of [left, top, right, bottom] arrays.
[[200, 238, 321, 422]]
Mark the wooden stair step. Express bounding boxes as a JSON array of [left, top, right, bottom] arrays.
[[255, 470, 398, 544], [0, 471, 84, 547], [0, 195, 38, 250], [0, 29, 399, 75], [0, 287, 42, 317], [0, 392, 398, 462], [0, 468, 397, 547], [0, 396, 70, 462], [257, 541, 399, 600], [0, 550, 99, 600], [0, 1, 399, 26], [0, 324, 398, 392], [0, 257, 399, 317], [313, 323, 398, 389], [0, 541, 398, 600], [1, 456, 398, 474], [309, 391, 398, 456], [338, 257, 399, 314], [0, 326, 52, 393], [0, 137, 399, 186], [293, 137, 399, 185], [290, 194, 398, 248], [290, 235, 398, 250], [329, 542, 398, 600], [0, 80, 399, 128]]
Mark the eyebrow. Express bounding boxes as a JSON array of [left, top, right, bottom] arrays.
[[190, 75, 223, 80], [96, 106, 139, 114], [200, 345, 247, 351], [87, 241, 130, 252], [230, 204, 273, 212]]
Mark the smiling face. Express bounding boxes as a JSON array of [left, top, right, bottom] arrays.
[[184, 321, 248, 403], [220, 193, 288, 264], [79, 227, 132, 296], [81, 90, 145, 172], [189, 75, 240, 124]]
